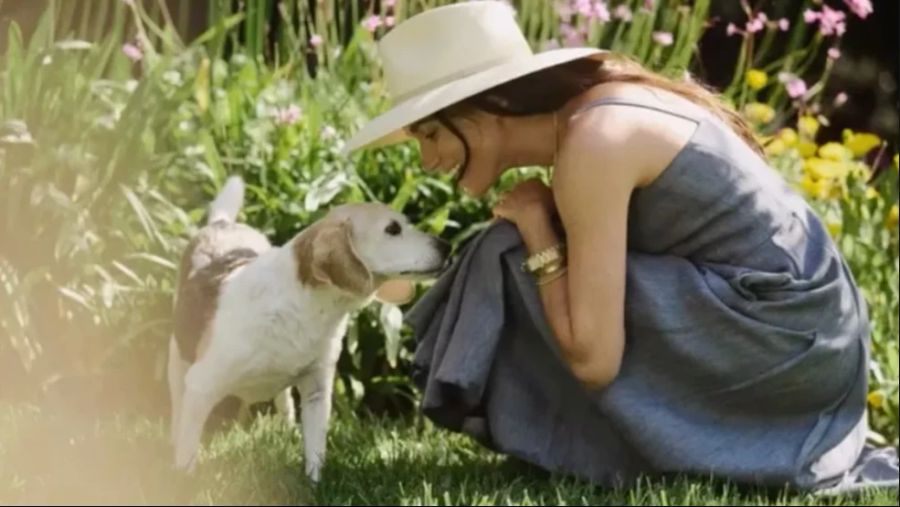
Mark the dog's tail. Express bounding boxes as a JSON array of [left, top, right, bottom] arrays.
[[208, 176, 245, 224]]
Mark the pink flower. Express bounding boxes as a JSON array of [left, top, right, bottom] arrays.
[[818, 6, 846, 36], [593, 1, 611, 22], [834, 92, 848, 107], [385, 16, 396, 27], [828, 47, 841, 60], [843, 0, 873, 19], [652, 31, 674, 46], [274, 104, 302, 126], [804, 9, 819, 23], [726, 22, 740, 36], [541, 39, 561, 51], [643, 0, 655, 11], [309, 34, 323, 47], [556, 2, 574, 21], [575, 0, 592, 17], [362, 15, 383, 32], [785, 78, 807, 99], [778, 18, 790, 31], [122, 42, 143, 62], [613, 5, 633, 21], [561, 23, 585, 47], [384, 0, 397, 7], [746, 18, 765, 33]]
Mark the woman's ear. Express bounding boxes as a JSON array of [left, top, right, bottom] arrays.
[[374, 279, 416, 305]]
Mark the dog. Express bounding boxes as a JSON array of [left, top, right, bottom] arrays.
[[167, 176, 450, 481]]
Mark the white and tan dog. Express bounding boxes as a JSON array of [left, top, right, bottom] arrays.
[[168, 176, 449, 481]]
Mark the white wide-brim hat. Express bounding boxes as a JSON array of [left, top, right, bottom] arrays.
[[344, 1, 603, 153]]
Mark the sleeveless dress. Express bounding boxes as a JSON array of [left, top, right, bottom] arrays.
[[406, 98, 882, 490]]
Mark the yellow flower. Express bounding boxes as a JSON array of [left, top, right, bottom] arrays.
[[888, 204, 899, 231], [765, 139, 787, 157], [799, 175, 830, 200], [744, 102, 775, 124], [804, 158, 846, 180], [798, 140, 818, 158], [826, 220, 842, 238], [798, 116, 819, 139], [867, 390, 885, 409], [778, 128, 799, 147], [865, 187, 879, 200], [745, 69, 769, 90], [842, 130, 881, 158], [818, 142, 853, 161]]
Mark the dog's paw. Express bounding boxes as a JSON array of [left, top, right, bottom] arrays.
[[175, 449, 199, 474], [305, 462, 322, 484]]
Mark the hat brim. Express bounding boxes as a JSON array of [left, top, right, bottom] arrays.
[[343, 47, 604, 154]]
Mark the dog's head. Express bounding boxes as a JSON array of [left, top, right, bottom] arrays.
[[293, 203, 450, 301]]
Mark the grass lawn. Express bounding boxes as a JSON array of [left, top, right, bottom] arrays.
[[0, 404, 894, 506]]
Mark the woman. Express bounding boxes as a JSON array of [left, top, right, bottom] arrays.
[[345, 1, 888, 493]]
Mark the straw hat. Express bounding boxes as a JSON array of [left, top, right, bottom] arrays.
[[344, 1, 603, 153]]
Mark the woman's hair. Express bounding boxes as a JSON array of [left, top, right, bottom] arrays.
[[431, 53, 762, 183]]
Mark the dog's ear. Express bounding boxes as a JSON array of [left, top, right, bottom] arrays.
[[295, 219, 374, 296], [374, 279, 415, 305]]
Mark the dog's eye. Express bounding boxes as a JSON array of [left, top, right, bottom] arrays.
[[385, 221, 402, 236]]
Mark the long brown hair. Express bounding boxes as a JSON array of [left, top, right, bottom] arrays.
[[436, 53, 762, 182]]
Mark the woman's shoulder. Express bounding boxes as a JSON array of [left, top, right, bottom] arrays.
[[560, 82, 701, 187]]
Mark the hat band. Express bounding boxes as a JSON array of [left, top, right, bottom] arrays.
[[391, 53, 529, 104]]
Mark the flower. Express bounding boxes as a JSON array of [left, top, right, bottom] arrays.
[[652, 31, 673, 46], [826, 220, 842, 238], [593, 1, 611, 22], [362, 15, 383, 32], [798, 116, 820, 139], [309, 34, 323, 47], [122, 42, 143, 62], [745, 69, 768, 90], [385, 16, 396, 27], [384, 0, 397, 7], [818, 142, 853, 162], [743, 102, 775, 124], [765, 139, 787, 157], [799, 175, 830, 200], [726, 23, 740, 36], [778, 18, 790, 31], [785, 78, 807, 99], [867, 390, 885, 409], [746, 17, 765, 33], [561, 23, 586, 47], [842, 130, 881, 158], [817, 6, 846, 36], [798, 141, 818, 158], [322, 125, 338, 139], [828, 47, 842, 60], [887, 205, 899, 231], [834, 92, 849, 107], [274, 104, 302, 126], [541, 39, 562, 51], [778, 128, 799, 147], [613, 4, 633, 21], [843, 0, 873, 19], [643, 0, 655, 11], [803, 9, 819, 23], [865, 187, 879, 200]]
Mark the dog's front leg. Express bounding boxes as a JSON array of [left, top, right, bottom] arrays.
[[296, 363, 336, 483], [174, 363, 227, 473]]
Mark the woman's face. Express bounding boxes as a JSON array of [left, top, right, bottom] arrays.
[[407, 109, 503, 197]]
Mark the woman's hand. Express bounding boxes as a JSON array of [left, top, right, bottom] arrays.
[[492, 179, 556, 225]]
